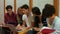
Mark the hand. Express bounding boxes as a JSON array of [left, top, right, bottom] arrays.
[[16, 24, 21, 30], [34, 27, 40, 31], [2, 22, 6, 26], [37, 31, 42, 34]]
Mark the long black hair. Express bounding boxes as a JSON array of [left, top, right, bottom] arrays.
[[41, 8, 48, 26], [32, 7, 41, 27]]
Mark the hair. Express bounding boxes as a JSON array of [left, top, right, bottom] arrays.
[[32, 7, 41, 15], [42, 8, 47, 18], [32, 7, 41, 27], [17, 7, 23, 20], [17, 7, 22, 15], [6, 5, 12, 10], [21, 4, 29, 9], [41, 8, 48, 26], [44, 4, 55, 17], [45, 4, 52, 9]]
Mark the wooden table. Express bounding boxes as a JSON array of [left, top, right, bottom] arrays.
[[0, 25, 17, 34]]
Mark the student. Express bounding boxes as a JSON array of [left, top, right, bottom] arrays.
[[4, 5, 18, 26], [26, 7, 42, 34], [32, 7, 42, 28], [16, 4, 33, 31], [45, 4, 60, 34], [17, 7, 23, 26], [21, 4, 33, 28], [31, 7, 42, 34], [38, 4, 60, 34]]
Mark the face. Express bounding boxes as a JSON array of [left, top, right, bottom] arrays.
[[22, 8, 29, 14], [18, 8, 23, 15], [7, 8, 12, 15], [49, 15, 55, 22], [47, 14, 55, 25]]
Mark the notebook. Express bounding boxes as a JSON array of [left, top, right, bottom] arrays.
[[40, 27, 55, 34]]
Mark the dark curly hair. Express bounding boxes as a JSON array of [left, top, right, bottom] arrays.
[[6, 5, 12, 11]]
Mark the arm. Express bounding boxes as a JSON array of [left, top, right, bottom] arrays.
[[51, 21, 60, 34], [22, 15, 31, 29], [4, 14, 7, 24], [22, 21, 26, 27], [22, 15, 26, 27], [34, 27, 41, 31]]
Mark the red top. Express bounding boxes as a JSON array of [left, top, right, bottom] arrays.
[[4, 12, 18, 26]]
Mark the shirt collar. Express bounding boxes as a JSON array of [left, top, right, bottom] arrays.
[[7, 12, 14, 16]]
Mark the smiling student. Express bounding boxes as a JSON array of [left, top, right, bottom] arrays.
[[4, 5, 18, 26], [45, 4, 60, 34]]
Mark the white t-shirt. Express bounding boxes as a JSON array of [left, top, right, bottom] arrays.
[[22, 14, 31, 27]]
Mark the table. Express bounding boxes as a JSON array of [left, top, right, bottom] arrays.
[[0, 25, 17, 34]]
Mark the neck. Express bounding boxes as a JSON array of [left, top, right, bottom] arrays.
[[52, 15, 55, 22], [9, 12, 13, 16]]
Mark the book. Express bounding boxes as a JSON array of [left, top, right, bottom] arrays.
[[40, 27, 55, 34]]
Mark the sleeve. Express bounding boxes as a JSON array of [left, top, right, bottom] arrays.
[[15, 14, 18, 22], [22, 15, 27, 21], [22, 15, 30, 27], [15, 14, 18, 25], [51, 20, 60, 34], [22, 15, 27, 26]]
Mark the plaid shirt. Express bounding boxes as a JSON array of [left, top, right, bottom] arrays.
[[4, 12, 18, 26]]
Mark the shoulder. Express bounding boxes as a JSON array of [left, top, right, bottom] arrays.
[[4, 13, 8, 16], [13, 12, 17, 16], [5, 13, 7, 15], [22, 14, 27, 20], [22, 14, 27, 18]]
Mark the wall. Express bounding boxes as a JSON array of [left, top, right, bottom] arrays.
[[5, 0, 14, 12], [0, 0, 58, 25], [5, 0, 54, 13], [16, 0, 29, 13], [0, 0, 4, 25], [33, 0, 53, 12]]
